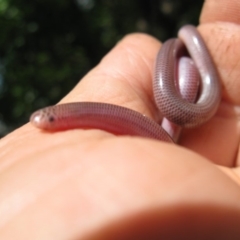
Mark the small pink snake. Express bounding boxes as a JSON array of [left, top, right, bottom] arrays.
[[30, 25, 221, 143]]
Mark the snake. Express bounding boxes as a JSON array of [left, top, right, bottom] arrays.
[[30, 25, 221, 143]]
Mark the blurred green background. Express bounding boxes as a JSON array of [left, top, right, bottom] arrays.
[[0, 0, 204, 136]]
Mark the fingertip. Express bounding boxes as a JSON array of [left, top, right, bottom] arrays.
[[200, 0, 240, 24], [61, 32, 163, 121]]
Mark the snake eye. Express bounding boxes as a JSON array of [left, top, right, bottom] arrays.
[[48, 116, 55, 122]]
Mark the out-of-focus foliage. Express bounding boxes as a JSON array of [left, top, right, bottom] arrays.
[[0, 0, 203, 136]]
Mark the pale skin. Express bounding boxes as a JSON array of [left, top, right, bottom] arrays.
[[1, 0, 240, 239]]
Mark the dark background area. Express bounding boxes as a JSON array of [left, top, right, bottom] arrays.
[[0, 0, 204, 136]]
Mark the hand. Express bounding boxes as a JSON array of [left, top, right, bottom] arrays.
[[1, 0, 240, 238]]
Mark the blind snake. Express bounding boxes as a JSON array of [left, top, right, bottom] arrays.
[[30, 25, 221, 143]]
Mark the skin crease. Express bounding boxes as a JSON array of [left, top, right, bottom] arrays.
[[1, 0, 240, 239]]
